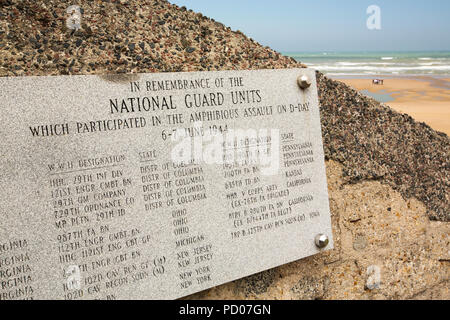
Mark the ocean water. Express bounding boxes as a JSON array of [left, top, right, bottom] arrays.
[[284, 52, 450, 77]]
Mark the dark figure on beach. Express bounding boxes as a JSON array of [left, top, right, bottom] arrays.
[[372, 79, 384, 85]]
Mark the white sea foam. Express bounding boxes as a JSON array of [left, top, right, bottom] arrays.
[[336, 65, 447, 70], [286, 52, 450, 75], [310, 64, 450, 73]]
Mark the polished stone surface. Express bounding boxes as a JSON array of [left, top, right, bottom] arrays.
[[0, 68, 332, 300]]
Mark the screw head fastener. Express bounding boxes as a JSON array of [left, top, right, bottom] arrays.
[[315, 234, 329, 249], [297, 75, 311, 89]]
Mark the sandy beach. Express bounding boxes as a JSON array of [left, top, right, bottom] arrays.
[[338, 77, 450, 135]]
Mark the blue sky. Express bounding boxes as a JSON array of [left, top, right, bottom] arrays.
[[169, 0, 450, 52]]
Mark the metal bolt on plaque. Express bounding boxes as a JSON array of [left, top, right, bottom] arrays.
[[297, 75, 311, 89], [315, 234, 329, 249]]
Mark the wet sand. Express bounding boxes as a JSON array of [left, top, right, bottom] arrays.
[[338, 77, 450, 136]]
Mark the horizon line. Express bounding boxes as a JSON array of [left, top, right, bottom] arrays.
[[282, 50, 450, 53]]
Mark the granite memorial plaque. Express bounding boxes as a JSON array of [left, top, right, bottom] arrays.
[[0, 68, 333, 300]]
